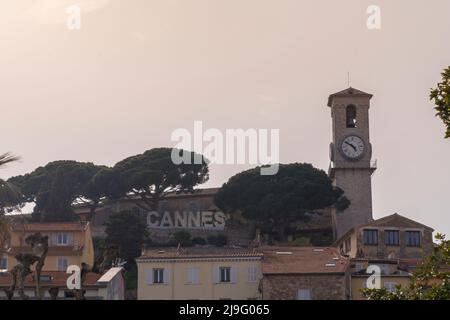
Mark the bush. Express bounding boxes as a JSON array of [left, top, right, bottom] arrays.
[[172, 231, 192, 246], [207, 234, 228, 247], [192, 237, 207, 245], [291, 237, 311, 247]]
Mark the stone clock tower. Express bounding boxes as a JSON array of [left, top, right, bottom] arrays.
[[328, 87, 376, 239]]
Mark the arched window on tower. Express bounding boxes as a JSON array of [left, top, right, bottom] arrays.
[[346, 105, 357, 128]]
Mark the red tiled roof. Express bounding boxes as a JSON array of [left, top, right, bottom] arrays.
[[138, 246, 263, 260], [8, 246, 84, 256], [262, 247, 349, 274], [0, 271, 102, 288], [11, 222, 86, 232]]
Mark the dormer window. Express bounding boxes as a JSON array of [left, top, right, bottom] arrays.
[[346, 105, 357, 128]]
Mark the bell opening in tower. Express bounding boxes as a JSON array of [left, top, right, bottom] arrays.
[[346, 105, 357, 128]]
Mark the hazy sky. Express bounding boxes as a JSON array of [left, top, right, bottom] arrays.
[[1, 0, 449, 235]]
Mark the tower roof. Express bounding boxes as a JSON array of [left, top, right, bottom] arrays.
[[327, 87, 373, 107]]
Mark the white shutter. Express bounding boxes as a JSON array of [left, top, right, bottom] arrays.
[[194, 268, 200, 284], [146, 269, 153, 285], [230, 267, 237, 283], [248, 266, 257, 282], [163, 268, 171, 284], [67, 233, 74, 245], [213, 267, 220, 284], [187, 267, 199, 284], [187, 267, 193, 284], [52, 234, 59, 246]]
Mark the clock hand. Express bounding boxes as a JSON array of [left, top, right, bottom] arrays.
[[344, 141, 357, 151]]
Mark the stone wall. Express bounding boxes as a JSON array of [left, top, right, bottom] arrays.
[[262, 274, 350, 300]]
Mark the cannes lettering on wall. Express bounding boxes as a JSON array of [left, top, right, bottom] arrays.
[[146, 211, 228, 230]]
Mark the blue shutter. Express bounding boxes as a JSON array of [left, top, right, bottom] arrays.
[[163, 268, 170, 284], [230, 267, 237, 283], [146, 269, 153, 285]]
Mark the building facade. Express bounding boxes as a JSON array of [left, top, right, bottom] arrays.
[[0, 267, 125, 300], [349, 258, 413, 300], [1, 221, 94, 272], [261, 247, 350, 300], [334, 213, 434, 260], [333, 213, 434, 299], [136, 247, 263, 300]]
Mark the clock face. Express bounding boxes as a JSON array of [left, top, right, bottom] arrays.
[[341, 135, 365, 159]]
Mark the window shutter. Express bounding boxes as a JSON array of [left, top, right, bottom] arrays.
[[52, 234, 59, 246], [163, 268, 171, 284], [187, 268, 191, 284], [67, 233, 73, 245], [230, 267, 237, 283], [188, 267, 199, 284], [187, 267, 193, 284], [213, 267, 220, 284], [146, 269, 153, 285], [248, 266, 257, 282], [195, 268, 200, 284]]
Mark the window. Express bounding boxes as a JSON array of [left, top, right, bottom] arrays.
[[220, 267, 231, 283], [153, 268, 164, 284], [385, 230, 400, 246], [346, 105, 357, 128], [406, 231, 421, 247], [146, 268, 170, 285], [384, 282, 397, 293], [248, 266, 258, 282], [187, 267, 200, 285], [0, 257, 7, 270], [363, 229, 378, 245], [297, 289, 312, 300], [57, 257, 68, 271], [57, 233, 69, 246]]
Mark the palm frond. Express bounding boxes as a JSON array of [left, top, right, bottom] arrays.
[[0, 153, 20, 168]]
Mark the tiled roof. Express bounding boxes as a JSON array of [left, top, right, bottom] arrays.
[[138, 246, 263, 260], [0, 271, 102, 288], [8, 246, 84, 256], [11, 222, 87, 232], [262, 247, 349, 274], [327, 87, 373, 106]]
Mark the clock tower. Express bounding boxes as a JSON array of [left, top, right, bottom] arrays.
[[328, 87, 376, 239]]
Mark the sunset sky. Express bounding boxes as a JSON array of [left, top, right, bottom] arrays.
[[1, 1, 449, 235]]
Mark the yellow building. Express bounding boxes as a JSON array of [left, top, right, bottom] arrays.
[[0, 221, 94, 272], [0, 267, 125, 300], [136, 247, 263, 300], [350, 258, 413, 300]]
